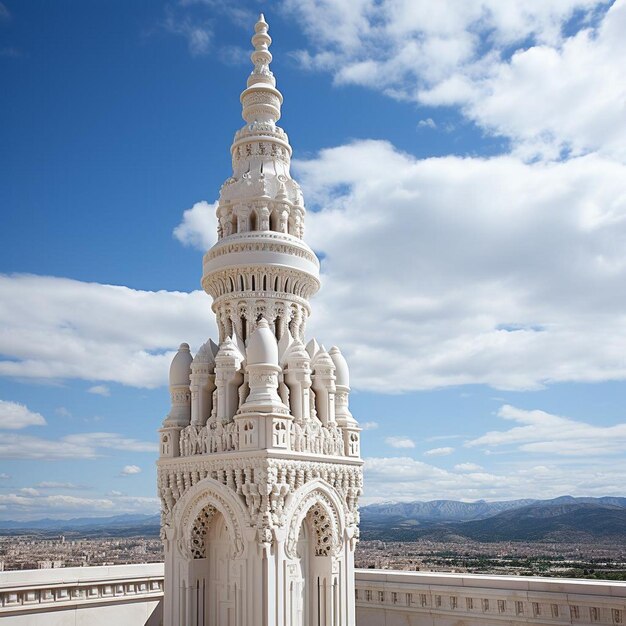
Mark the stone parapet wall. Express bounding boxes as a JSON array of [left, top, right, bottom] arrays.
[[355, 569, 626, 625], [1, 564, 625, 625], [0, 563, 164, 625]]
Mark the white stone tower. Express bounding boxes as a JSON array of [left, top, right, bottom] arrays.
[[157, 14, 363, 626]]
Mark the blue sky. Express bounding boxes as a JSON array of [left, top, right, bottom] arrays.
[[1, 0, 625, 519]]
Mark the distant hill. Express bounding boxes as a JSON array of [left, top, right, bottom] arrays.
[[0, 513, 160, 537], [361, 498, 536, 524], [438, 502, 626, 542], [360, 497, 626, 542]]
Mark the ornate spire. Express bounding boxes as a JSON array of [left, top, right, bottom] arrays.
[[241, 14, 283, 124], [248, 14, 274, 87]]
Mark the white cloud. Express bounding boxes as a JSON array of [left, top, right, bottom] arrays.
[[284, 0, 624, 161], [424, 446, 454, 456], [88, 385, 110, 397], [121, 465, 142, 476], [163, 10, 212, 56], [0, 400, 46, 429], [0, 490, 159, 520], [0, 432, 157, 460], [36, 482, 86, 490], [0, 274, 216, 388], [0, 493, 116, 514], [173, 200, 218, 250], [295, 140, 626, 392], [385, 436, 415, 449], [19, 487, 39, 496], [417, 118, 436, 129], [360, 421, 379, 430], [454, 462, 483, 472], [361, 454, 626, 503], [465, 404, 626, 456]]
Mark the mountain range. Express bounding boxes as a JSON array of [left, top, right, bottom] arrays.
[[359, 496, 626, 542], [1, 496, 625, 542]]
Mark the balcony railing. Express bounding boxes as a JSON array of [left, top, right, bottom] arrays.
[[0, 563, 625, 625]]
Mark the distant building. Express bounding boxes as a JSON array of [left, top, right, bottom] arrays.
[[157, 14, 363, 626]]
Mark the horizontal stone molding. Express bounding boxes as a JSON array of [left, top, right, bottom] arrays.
[[355, 569, 626, 625], [0, 563, 164, 616]]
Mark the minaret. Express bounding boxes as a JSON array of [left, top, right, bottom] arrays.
[[157, 15, 363, 626]]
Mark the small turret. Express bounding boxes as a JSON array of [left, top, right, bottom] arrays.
[[160, 343, 193, 457], [190, 340, 218, 426], [169, 343, 192, 388], [330, 346, 360, 456], [310, 344, 337, 425]]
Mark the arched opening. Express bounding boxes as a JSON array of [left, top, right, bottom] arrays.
[[249, 210, 257, 232], [289, 500, 339, 626], [187, 508, 234, 626]]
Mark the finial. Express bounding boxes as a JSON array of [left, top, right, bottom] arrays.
[[248, 14, 274, 88], [240, 14, 283, 124]]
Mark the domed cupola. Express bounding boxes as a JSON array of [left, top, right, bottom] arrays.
[[169, 343, 192, 387], [329, 346, 349, 387], [246, 318, 278, 365]]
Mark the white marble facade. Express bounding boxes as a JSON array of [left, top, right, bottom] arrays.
[[157, 14, 363, 626]]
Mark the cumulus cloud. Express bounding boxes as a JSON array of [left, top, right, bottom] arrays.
[[0, 432, 157, 460], [465, 404, 626, 456], [385, 436, 415, 448], [120, 464, 142, 476], [0, 274, 215, 388], [173, 200, 218, 250], [0, 400, 46, 429], [88, 385, 110, 397], [294, 140, 626, 392], [284, 0, 625, 161], [0, 490, 159, 520], [360, 421, 379, 430], [424, 446, 454, 456], [362, 454, 626, 503]]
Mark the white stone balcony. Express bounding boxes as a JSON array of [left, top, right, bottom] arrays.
[[0, 563, 625, 625], [0, 563, 164, 625]]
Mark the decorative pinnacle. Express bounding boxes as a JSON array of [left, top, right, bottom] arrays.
[[248, 13, 275, 88]]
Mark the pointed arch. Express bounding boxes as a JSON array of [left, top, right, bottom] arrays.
[[283, 479, 346, 560], [173, 476, 249, 560]]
